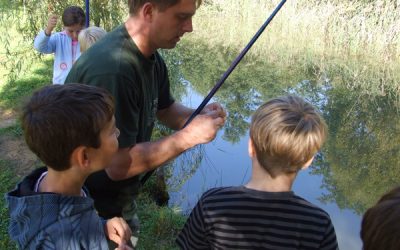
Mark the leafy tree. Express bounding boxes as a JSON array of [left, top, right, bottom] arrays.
[[0, 0, 127, 84]]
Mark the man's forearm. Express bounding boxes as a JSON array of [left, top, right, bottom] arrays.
[[106, 130, 193, 180], [106, 104, 225, 181], [157, 102, 194, 130]]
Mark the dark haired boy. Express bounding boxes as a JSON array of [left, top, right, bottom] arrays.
[[177, 95, 338, 249], [6, 84, 131, 249], [34, 6, 86, 84], [361, 186, 400, 250]]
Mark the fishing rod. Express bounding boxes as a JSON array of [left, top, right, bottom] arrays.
[[140, 0, 287, 186], [183, 0, 287, 127], [85, 0, 90, 27]]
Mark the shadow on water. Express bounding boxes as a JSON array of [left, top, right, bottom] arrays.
[[162, 38, 400, 248]]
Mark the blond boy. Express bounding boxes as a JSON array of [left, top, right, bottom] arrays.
[[177, 95, 338, 250]]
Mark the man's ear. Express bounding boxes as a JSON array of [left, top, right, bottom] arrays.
[[141, 2, 155, 21], [301, 156, 315, 170], [70, 146, 90, 170]]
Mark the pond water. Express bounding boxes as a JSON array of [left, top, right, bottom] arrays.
[[162, 41, 400, 250]]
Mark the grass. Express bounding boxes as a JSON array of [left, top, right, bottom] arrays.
[[0, 124, 23, 138], [137, 193, 186, 250], [190, 0, 400, 96], [0, 59, 51, 109], [196, 1, 400, 60], [0, 160, 18, 250], [2, 1, 399, 96]]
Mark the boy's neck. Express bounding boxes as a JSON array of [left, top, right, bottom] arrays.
[[39, 168, 88, 196], [245, 162, 297, 192]]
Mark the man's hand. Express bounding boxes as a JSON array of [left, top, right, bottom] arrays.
[[45, 14, 58, 36], [201, 102, 227, 119], [105, 217, 132, 247], [180, 102, 226, 148], [105, 102, 227, 180]]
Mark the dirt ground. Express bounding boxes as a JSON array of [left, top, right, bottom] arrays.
[[0, 107, 16, 130], [0, 108, 39, 178]]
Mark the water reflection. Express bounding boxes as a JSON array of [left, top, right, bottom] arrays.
[[161, 40, 400, 250], [317, 88, 400, 214]]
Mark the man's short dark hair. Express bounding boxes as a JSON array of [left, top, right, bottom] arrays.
[[21, 84, 114, 171], [128, 0, 202, 15]]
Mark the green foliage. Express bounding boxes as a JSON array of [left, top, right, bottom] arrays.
[[0, 160, 18, 250], [193, 0, 400, 95], [0, 59, 51, 109], [159, 49, 189, 101], [317, 88, 400, 214], [0, 0, 127, 86], [136, 193, 186, 250], [0, 124, 23, 138]]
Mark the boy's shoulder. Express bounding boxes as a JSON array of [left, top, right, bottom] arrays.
[[200, 186, 331, 219], [7, 167, 47, 197], [6, 169, 105, 249], [291, 194, 332, 218], [200, 186, 244, 200]]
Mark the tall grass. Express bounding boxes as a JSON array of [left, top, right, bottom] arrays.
[[2, 1, 399, 95], [190, 0, 400, 95], [0, 160, 17, 250]]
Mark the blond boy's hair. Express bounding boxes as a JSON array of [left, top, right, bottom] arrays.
[[78, 26, 107, 52], [250, 95, 327, 177]]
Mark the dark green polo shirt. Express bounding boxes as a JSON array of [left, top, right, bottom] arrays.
[[65, 24, 174, 219]]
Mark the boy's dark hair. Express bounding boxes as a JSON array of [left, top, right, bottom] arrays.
[[62, 6, 85, 27], [128, 0, 202, 15], [361, 186, 400, 250], [21, 84, 114, 171], [250, 95, 327, 177]]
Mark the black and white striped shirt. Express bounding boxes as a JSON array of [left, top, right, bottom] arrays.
[[177, 186, 338, 250]]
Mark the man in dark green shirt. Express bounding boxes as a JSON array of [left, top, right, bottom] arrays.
[[65, 0, 226, 245]]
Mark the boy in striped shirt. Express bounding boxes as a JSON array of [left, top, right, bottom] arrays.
[[177, 95, 338, 250]]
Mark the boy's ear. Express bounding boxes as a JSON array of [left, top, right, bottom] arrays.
[[70, 146, 90, 170], [301, 156, 315, 170], [248, 138, 256, 158]]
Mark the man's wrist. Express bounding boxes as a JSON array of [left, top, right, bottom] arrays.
[[172, 130, 194, 152]]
